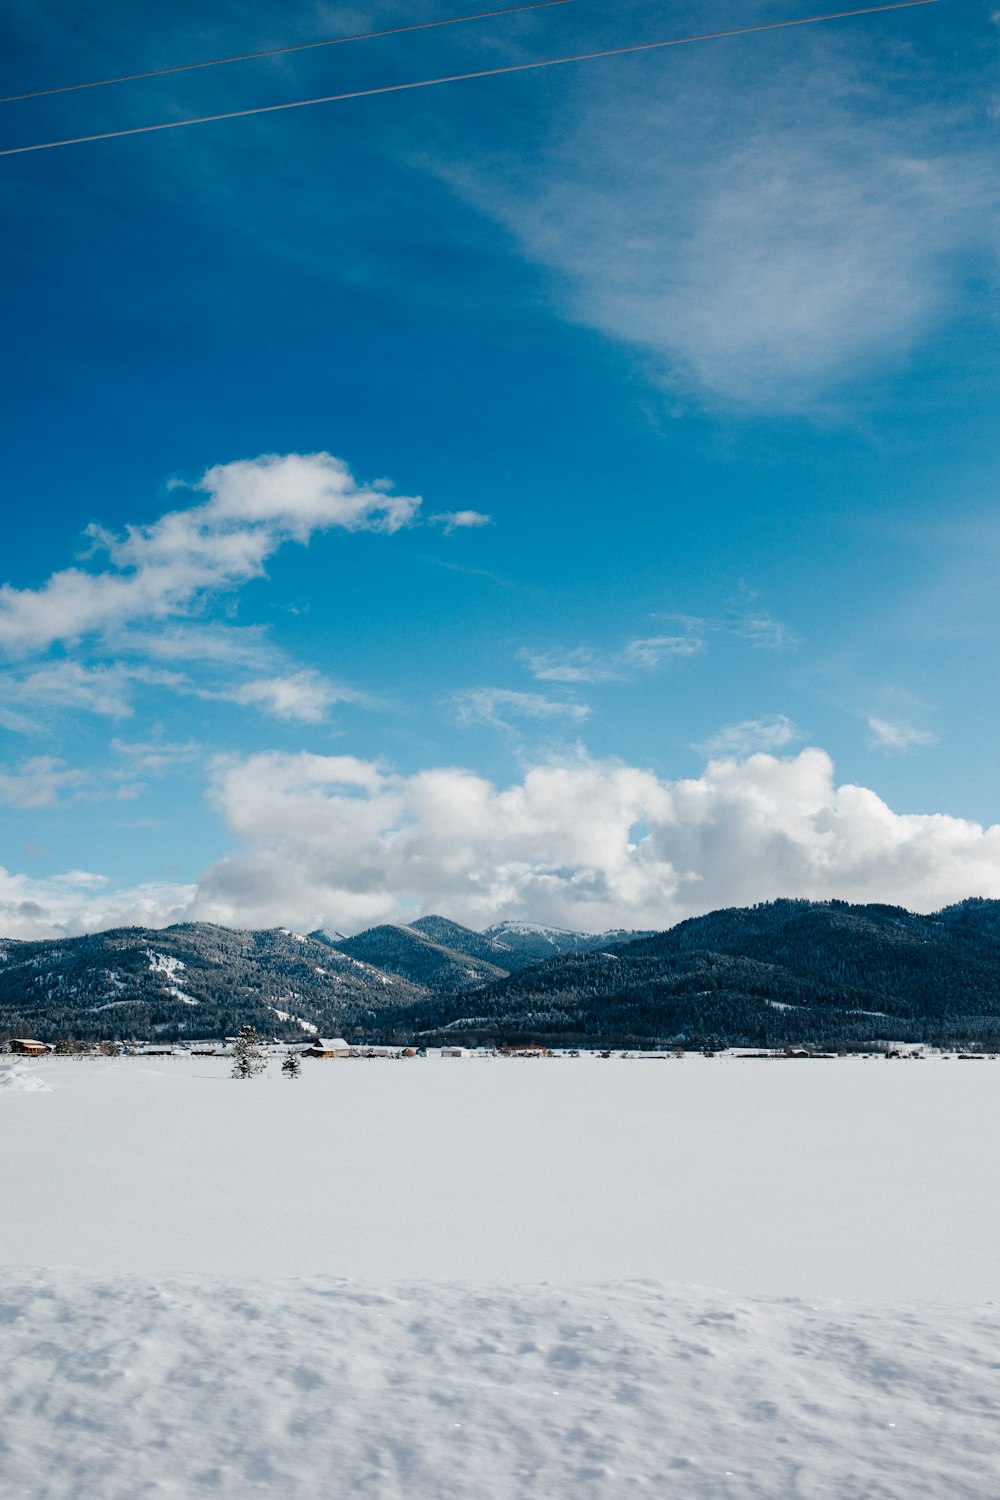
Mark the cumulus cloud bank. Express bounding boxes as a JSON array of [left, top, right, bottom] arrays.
[[7, 746, 1000, 938], [0, 867, 196, 940], [181, 746, 1000, 935]]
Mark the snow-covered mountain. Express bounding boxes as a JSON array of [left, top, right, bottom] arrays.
[[317, 916, 653, 983], [480, 919, 654, 968], [0, 923, 427, 1043], [8, 900, 1000, 1050]]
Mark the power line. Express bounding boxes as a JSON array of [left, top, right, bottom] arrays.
[[0, 0, 584, 106], [0, 0, 940, 160]]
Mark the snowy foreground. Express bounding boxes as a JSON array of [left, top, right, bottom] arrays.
[[3, 1054, 999, 1498]]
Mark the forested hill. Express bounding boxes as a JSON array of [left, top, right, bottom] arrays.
[[4, 899, 1000, 1048], [381, 898, 1000, 1050], [0, 923, 428, 1044], [618, 898, 1000, 1020]]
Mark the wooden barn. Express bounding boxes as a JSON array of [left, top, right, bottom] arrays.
[[9, 1039, 50, 1056]]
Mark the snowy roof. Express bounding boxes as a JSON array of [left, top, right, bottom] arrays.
[[308, 1038, 349, 1050]]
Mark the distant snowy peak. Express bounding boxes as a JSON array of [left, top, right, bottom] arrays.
[[478, 920, 652, 967], [483, 922, 578, 941], [308, 927, 348, 946]]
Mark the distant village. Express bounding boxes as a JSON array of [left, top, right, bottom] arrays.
[[5, 1036, 992, 1062]]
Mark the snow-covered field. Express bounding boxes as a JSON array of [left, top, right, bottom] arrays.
[[2, 1054, 999, 1497]]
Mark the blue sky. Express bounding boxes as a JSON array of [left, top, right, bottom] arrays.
[[2, 0, 1000, 937]]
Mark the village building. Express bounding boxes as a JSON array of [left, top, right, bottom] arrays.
[[8, 1039, 51, 1056], [303, 1038, 351, 1058]]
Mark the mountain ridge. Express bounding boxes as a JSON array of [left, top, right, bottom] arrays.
[[4, 898, 1000, 1048]]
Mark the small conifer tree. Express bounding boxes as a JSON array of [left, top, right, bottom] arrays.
[[232, 1025, 268, 1079], [282, 1050, 302, 1079]]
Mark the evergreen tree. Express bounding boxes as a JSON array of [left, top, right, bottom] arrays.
[[282, 1050, 302, 1079], [232, 1025, 267, 1079]]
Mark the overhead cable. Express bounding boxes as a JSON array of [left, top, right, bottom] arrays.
[[0, 0, 940, 160], [0, 0, 584, 106]]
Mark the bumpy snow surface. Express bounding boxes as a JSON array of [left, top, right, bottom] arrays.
[[2, 1055, 999, 1498]]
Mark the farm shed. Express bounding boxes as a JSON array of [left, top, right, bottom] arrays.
[[8, 1039, 51, 1056]]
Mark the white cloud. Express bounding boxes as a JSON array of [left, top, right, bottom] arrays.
[[0, 452, 421, 658], [112, 623, 277, 670], [442, 41, 994, 408], [732, 614, 797, 650], [522, 635, 701, 684], [0, 452, 427, 729], [868, 717, 937, 752], [4, 661, 168, 720], [696, 715, 800, 758], [0, 707, 41, 734], [453, 688, 590, 730], [429, 510, 493, 534], [0, 655, 353, 729], [178, 746, 1000, 934], [110, 739, 203, 774], [660, 609, 798, 652]]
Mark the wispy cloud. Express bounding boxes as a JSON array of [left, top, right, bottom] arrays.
[[113, 623, 278, 670], [110, 739, 203, 775], [0, 756, 87, 809], [0, 706, 42, 734], [4, 661, 183, 721], [428, 510, 492, 534], [453, 688, 590, 730], [521, 635, 701, 684], [868, 716, 937, 752], [438, 35, 995, 409], [662, 609, 798, 652], [695, 715, 801, 759], [732, 614, 797, 650], [202, 671, 362, 725]]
